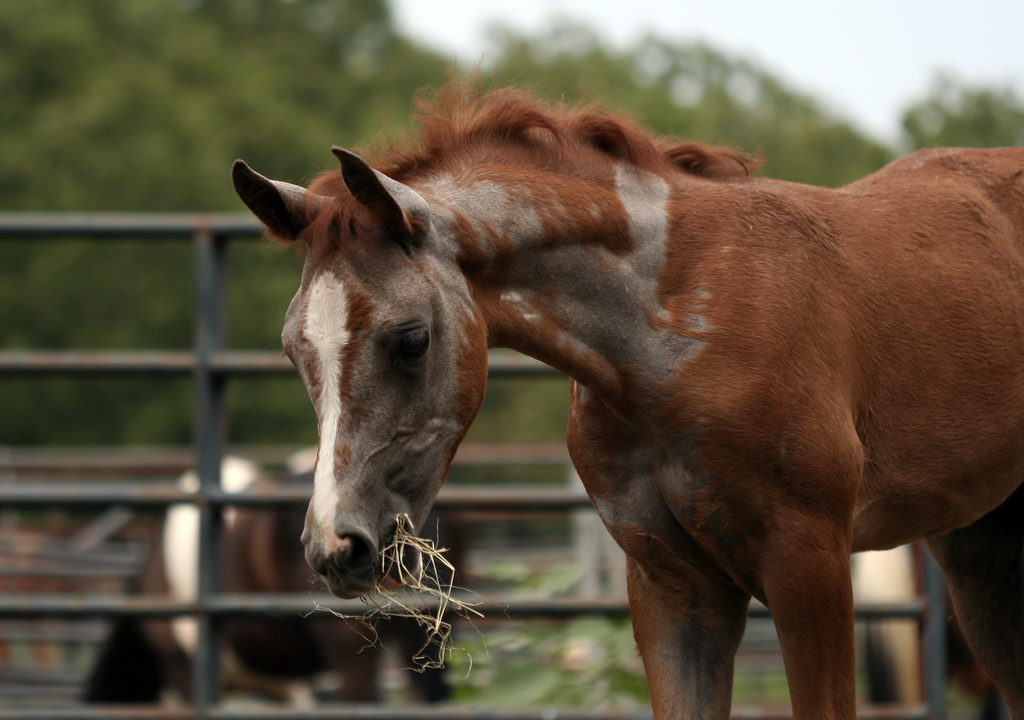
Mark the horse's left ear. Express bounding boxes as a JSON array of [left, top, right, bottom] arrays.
[[332, 147, 429, 251]]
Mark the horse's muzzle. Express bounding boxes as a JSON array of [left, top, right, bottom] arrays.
[[302, 524, 380, 599]]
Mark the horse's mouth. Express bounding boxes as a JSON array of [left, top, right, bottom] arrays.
[[316, 547, 415, 599], [319, 566, 377, 600], [315, 561, 380, 598], [311, 515, 425, 599]]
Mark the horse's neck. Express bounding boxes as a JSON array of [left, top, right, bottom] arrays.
[[425, 165, 695, 409]]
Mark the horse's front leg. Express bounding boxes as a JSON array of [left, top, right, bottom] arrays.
[[759, 512, 857, 720], [627, 555, 750, 720]]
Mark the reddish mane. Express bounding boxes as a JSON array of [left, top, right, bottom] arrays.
[[374, 81, 759, 181]]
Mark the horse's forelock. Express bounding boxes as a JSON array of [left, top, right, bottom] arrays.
[[301, 173, 364, 263]]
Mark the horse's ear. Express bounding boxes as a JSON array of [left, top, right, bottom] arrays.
[[232, 160, 314, 242], [332, 147, 427, 251]]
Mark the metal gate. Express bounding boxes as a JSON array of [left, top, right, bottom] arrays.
[[0, 213, 952, 719]]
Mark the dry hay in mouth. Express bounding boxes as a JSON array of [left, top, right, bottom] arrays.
[[314, 514, 482, 671]]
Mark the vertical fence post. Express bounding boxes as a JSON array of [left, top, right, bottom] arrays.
[[923, 546, 947, 720], [193, 228, 228, 716]]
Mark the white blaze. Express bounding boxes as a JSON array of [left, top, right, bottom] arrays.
[[304, 272, 351, 533]]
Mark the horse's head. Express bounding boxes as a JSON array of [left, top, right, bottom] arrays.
[[232, 149, 488, 598]]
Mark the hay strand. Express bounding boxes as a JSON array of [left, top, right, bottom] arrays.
[[314, 514, 482, 671]]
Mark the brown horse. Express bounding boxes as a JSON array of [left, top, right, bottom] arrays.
[[232, 83, 1024, 720]]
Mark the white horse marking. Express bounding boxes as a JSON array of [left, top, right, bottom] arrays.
[[500, 290, 542, 321], [613, 163, 671, 314], [304, 272, 352, 539], [426, 176, 545, 252], [614, 165, 669, 252], [612, 164, 709, 367]]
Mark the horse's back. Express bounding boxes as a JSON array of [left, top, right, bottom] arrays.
[[849, 146, 1024, 184], [846, 146, 1024, 247]]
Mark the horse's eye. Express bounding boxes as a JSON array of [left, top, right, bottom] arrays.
[[398, 328, 429, 359]]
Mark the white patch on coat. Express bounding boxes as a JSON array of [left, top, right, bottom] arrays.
[[425, 176, 545, 252], [612, 164, 673, 320], [164, 456, 259, 655], [614, 164, 670, 260], [303, 272, 352, 538], [612, 164, 709, 368], [687, 313, 710, 331], [501, 290, 540, 322]]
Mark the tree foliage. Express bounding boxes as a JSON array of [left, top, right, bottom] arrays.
[[0, 0, 449, 211], [902, 74, 1024, 150]]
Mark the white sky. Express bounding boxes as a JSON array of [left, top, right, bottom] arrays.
[[391, 0, 1024, 145]]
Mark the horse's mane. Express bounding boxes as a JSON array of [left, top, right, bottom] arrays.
[[304, 81, 757, 256], [374, 81, 758, 182]]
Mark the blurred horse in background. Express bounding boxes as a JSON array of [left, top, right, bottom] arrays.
[[854, 546, 1002, 719], [86, 455, 454, 705]]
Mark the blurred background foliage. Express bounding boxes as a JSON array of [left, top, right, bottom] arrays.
[[1, 0, 1023, 446]]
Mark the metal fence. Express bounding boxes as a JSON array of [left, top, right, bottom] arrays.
[[0, 213, 950, 720]]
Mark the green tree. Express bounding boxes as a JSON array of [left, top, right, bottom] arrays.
[[902, 74, 1024, 150], [0, 0, 449, 211]]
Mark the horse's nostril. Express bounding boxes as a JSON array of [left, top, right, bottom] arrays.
[[325, 528, 375, 573], [338, 533, 372, 567], [332, 535, 353, 559]]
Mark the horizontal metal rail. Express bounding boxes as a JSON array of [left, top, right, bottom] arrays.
[[0, 565, 141, 579], [0, 592, 924, 621], [0, 350, 276, 376], [0, 483, 589, 511], [0, 443, 572, 475], [0, 621, 106, 642], [0, 349, 562, 378], [0, 212, 261, 238]]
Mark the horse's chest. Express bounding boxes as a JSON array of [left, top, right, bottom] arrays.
[[567, 387, 775, 596], [568, 401, 731, 563]]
